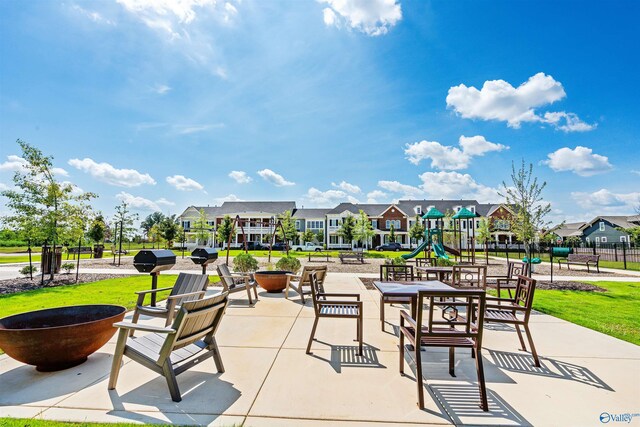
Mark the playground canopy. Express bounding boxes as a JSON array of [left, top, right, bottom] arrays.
[[422, 207, 445, 219], [452, 207, 477, 219]]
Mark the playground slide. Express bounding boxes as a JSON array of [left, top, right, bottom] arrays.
[[442, 244, 461, 257], [432, 243, 449, 259], [400, 240, 430, 259]]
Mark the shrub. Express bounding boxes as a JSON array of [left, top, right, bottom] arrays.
[[233, 252, 259, 273], [385, 256, 406, 265], [276, 255, 301, 273], [19, 265, 37, 277], [434, 257, 456, 266], [61, 262, 75, 273]]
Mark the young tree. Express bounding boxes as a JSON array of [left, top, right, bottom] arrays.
[[388, 223, 396, 243], [193, 209, 211, 246], [476, 218, 492, 263], [338, 215, 356, 247], [500, 160, 551, 266], [217, 215, 234, 248], [409, 215, 425, 249], [87, 214, 106, 244], [277, 210, 298, 244], [112, 201, 138, 248], [301, 229, 316, 244], [315, 230, 324, 244], [140, 212, 165, 242], [148, 223, 163, 247], [159, 214, 182, 248], [564, 235, 582, 247], [1, 140, 96, 281], [353, 210, 375, 249]]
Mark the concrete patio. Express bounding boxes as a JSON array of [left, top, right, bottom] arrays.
[[1, 272, 638, 426]]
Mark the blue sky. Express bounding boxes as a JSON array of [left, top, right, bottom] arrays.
[[1, 0, 639, 224]]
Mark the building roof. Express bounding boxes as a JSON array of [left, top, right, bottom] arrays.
[[292, 208, 331, 218], [326, 203, 389, 216], [550, 222, 586, 238], [580, 216, 640, 230], [397, 199, 497, 217], [179, 205, 222, 218]]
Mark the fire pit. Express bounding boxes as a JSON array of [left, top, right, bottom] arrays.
[[0, 304, 126, 371], [254, 270, 291, 293]]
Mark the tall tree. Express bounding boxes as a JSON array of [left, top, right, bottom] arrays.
[[1, 140, 96, 281], [158, 214, 182, 248], [476, 218, 492, 263], [315, 230, 324, 244], [500, 160, 551, 265], [87, 214, 106, 244], [140, 212, 165, 241], [388, 222, 396, 243], [277, 210, 298, 244], [193, 209, 211, 246], [409, 215, 425, 249], [338, 215, 356, 247], [353, 210, 375, 249], [216, 215, 234, 248]]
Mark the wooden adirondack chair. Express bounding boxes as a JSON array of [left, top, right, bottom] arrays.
[[109, 292, 229, 402], [130, 273, 209, 334], [285, 265, 327, 304], [216, 263, 259, 304]]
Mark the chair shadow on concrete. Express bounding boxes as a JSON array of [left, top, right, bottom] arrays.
[[489, 349, 614, 391], [428, 383, 530, 426], [309, 340, 386, 373], [107, 371, 241, 425]]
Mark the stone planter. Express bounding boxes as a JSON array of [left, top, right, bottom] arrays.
[[0, 304, 126, 371], [254, 270, 291, 293]]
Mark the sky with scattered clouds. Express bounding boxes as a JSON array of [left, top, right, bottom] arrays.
[[1, 0, 639, 225]]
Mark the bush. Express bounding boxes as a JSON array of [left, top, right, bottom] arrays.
[[434, 257, 456, 266], [385, 256, 406, 265], [233, 252, 259, 273], [61, 262, 75, 273], [276, 255, 301, 273], [0, 239, 29, 247], [19, 265, 37, 277]]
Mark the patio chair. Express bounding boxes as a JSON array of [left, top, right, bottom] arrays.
[[399, 289, 487, 410], [484, 275, 540, 367], [450, 265, 487, 289], [486, 261, 530, 298], [130, 273, 209, 335], [285, 265, 327, 304], [216, 263, 259, 304], [307, 271, 363, 355], [378, 264, 414, 331], [109, 292, 229, 402], [414, 257, 436, 280]]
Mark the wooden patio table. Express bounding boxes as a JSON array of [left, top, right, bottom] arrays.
[[415, 266, 454, 282], [373, 280, 454, 319]]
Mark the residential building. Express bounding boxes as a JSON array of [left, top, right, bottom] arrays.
[[292, 209, 330, 243], [580, 216, 640, 246]]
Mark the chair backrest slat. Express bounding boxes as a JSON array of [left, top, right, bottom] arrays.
[[170, 273, 209, 305], [451, 265, 487, 289], [380, 264, 414, 281], [216, 264, 233, 289], [299, 266, 327, 287], [514, 275, 536, 319], [508, 261, 530, 279], [308, 272, 323, 313]]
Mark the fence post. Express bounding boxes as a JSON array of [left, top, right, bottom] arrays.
[[614, 243, 618, 262], [622, 243, 627, 270], [592, 242, 596, 255]]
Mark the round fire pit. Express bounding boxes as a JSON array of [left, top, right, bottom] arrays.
[[254, 270, 291, 293], [0, 304, 126, 372]]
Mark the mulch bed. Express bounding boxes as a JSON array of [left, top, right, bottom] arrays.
[[358, 277, 607, 293], [0, 273, 134, 295]]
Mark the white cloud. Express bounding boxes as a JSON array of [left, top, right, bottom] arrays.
[[304, 187, 359, 206], [632, 170, 640, 176], [152, 84, 171, 94], [257, 169, 295, 186], [229, 170, 252, 184], [543, 146, 612, 177], [71, 4, 115, 25], [331, 181, 361, 194], [214, 193, 242, 204], [61, 181, 84, 196], [418, 171, 502, 203], [366, 190, 387, 204], [68, 158, 156, 187], [166, 175, 204, 191], [405, 135, 508, 170], [0, 155, 68, 177], [446, 73, 595, 132], [117, 0, 215, 37], [175, 124, 224, 134], [571, 189, 640, 215], [116, 192, 171, 211], [319, 0, 402, 36], [378, 180, 424, 198]]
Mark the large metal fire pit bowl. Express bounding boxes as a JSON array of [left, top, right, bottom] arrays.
[[0, 304, 126, 372]]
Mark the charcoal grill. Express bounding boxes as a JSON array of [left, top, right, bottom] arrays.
[[190, 247, 219, 274], [133, 250, 176, 306]]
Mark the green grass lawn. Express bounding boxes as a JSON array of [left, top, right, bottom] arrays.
[[531, 281, 640, 345], [0, 418, 195, 427]]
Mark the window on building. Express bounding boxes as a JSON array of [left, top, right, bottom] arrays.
[[621, 236, 627, 243], [469, 206, 475, 214], [182, 221, 190, 230], [207, 221, 215, 226], [461, 221, 466, 230], [329, 235, 338, 244], [601, 237, 607, 243], [295, 220, 302, 230], [414, 206, 422, 215], [371, 220, 377, 229], [385, 220, 390, 229], [306, 220, 323, 229], [599, 221, 605, 231]]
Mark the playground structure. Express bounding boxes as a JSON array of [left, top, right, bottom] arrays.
[[224, 215, 290, 264], [401, 207, 478, 263]]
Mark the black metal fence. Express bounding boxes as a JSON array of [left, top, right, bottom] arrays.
[[484, 242, 640, 269]]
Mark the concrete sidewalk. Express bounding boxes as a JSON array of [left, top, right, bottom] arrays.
[[1, 273, 638, 426]]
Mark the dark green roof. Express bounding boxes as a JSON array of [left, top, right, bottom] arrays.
[[422, 207, 445, 219], [452, 207, 476, 219]]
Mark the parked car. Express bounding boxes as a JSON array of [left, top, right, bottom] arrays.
[[245, 241, 267, 250], [270, 242, 288, 251], [290, 242, 323, 252], [375, 242, 402, 251]]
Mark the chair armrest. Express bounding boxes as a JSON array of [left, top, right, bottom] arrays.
[[399, 310, 417, 329], [166, 290, 206, 300], [485, 295, 515, 302], [486, 274, 508, 280], [319, 292, 360, 300], [219, 274, 248, 283], [486, 303, 526, 311], [318, 300, 362, 308], [135, 286, 174, 295], [113, 321, 175, 334]]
